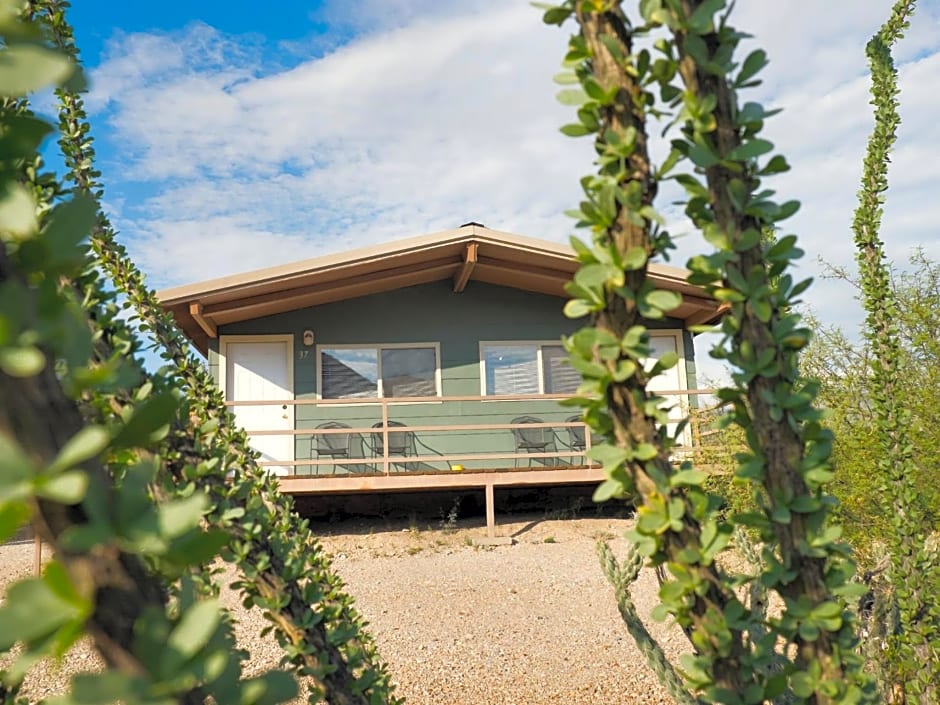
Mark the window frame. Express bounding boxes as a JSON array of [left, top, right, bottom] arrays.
[[478, 331, 688, 398], [478, 340, 576, 397], [315, 342, 442, 403]]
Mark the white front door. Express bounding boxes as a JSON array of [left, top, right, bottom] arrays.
[[223, 337, 294, 475], [645, 333, 690, 445]]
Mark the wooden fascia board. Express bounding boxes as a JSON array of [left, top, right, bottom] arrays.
[[204, 256, 461, 321], [189, 302, 218, 339], [452, 242, 478, 293], [159, 238, 470, 306], [191, 251, 442, 308]]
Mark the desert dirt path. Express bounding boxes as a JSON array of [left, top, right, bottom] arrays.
[[1, 514, 690, 705]]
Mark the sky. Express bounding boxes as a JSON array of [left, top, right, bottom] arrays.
[[58, 1, 940, 383]]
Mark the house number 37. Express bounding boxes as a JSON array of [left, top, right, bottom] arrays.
[[298, 350, 310, 359]]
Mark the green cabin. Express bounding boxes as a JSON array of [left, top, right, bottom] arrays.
[[159, 224, 719, 509]]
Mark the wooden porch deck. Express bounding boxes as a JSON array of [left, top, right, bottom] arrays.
[[231, 390, 722, 538], [279, 465, 605, 538]]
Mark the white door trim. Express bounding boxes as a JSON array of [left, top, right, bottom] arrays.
[[646, 330, 691, 446], [218, 334, 295, 400], [651, 330, 689, 391]]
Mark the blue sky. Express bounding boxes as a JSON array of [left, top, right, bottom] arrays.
[[58, 2, 940, 381], [70, 2, 346, 60]]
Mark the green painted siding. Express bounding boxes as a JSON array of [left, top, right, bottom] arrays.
[[208, 339, 220, 385], [219, 281, 695, 474]]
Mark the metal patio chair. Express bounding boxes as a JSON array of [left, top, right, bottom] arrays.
[[564, 414, 602, 465], [312, 421, 359, 475], [566, 414, 587, 454], [510, 415, 557, 467], [370, 420, 417, 470]]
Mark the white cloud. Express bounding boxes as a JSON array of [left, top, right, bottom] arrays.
[[128, 216, 313, 285], [92, 2, 596, 285], [87, 0, 940, 370]]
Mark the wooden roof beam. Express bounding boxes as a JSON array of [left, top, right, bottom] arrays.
[[685, 302, 730, 327], [189, 302, 217, 339], [453, 242, 478, 293]]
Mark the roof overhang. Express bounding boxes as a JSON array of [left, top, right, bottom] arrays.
[[157, 224, 723, 355]]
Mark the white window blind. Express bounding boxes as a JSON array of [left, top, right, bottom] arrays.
[[484, 345, 539, 395], [482, 335, 683, 399], [542, 345, 580, 394], [482, 343, 580, 396]]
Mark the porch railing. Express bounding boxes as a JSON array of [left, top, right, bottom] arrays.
[[224, 389, 725, 477]]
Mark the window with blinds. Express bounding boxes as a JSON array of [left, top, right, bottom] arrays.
[[482, 336, 683, 398], [481, 343, 580, 396], [319, 345, 439, 400]]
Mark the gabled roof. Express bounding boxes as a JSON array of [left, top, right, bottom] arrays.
[[158, 224, 721, 355]]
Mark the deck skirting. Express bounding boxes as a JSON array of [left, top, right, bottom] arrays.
[[279, 466, 606, 538]]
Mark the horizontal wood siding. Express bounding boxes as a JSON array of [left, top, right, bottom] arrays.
[[207, 339, 220, 385], [219, 280, 693, 473]]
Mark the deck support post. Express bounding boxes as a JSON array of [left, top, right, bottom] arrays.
[[33, 534, 41, 575], [485, 483, 495, 538]]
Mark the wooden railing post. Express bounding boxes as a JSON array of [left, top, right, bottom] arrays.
[[382, 397, 390, 476]]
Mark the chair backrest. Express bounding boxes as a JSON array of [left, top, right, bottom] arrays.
[[565, 414, 586, 449], [510, 416, 551, 448], [371, 420, 414, 455], [315, 421, 351, 454]]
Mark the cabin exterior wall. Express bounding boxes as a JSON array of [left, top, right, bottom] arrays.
[[210, 280, 696, 474]]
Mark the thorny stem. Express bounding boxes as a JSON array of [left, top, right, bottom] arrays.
[[671, 1, 852, 699], [0, 251, 202, 705], [576, 5, 753, 696], [28, 2, 402, 702]]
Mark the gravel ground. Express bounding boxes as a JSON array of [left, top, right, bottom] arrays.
[[1, 515, 692, 704]]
